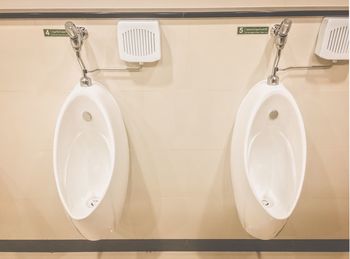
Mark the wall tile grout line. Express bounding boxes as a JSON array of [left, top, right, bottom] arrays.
[[0, 10, 348, 19], [0, 239, 348, 252]]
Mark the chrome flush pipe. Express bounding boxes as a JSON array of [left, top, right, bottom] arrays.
[[65, 21, 92, 86], [64, 21, 144, 86], [267, 18, 292, 85]]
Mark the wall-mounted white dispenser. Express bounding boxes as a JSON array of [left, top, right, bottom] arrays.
[[314, 17, 349, 60], [117, 20, 161, 63]]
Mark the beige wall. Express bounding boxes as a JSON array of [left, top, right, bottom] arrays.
[[0, 15, 348, 247]]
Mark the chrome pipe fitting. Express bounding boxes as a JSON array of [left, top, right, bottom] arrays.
[[267, 18, 292, 85], [271, 18, 292, 50], [65, 21, 92, 86], [65, 21, 88, 53]]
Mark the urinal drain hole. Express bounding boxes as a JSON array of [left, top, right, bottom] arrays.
[[87, 198, 100, 208], [269, 110, 279, 120], [262, 199, 273, 208], [82, 111, 92, 122]]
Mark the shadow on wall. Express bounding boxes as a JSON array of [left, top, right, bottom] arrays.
[[117, 143, 159, 237], [197, 135, 249, 239], [116, 105, 163, 238], [0, 168, 19, 237], [82, 25, 173, 89], [280, 55, 349, 85], [282, 139, 347, 238], [0, 168, 55, 238]]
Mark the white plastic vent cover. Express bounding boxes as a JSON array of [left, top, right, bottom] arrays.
[[314, 17, 349, 60], [117, 20, 161, 62]]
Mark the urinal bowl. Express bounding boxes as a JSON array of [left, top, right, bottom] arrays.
[[53, 82, 129, 240], [231, 80, 306, 240]]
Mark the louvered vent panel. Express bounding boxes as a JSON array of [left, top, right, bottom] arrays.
[[315, 17, 349, 60], [118, 20, 161, 62]]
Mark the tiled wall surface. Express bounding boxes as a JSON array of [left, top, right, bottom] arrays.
[[0, 16, 348, 243], [0, 3, 348, 259]]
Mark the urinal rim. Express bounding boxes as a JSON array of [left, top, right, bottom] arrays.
[[241, 82, 307, 221], [53, 82, 119, 221]]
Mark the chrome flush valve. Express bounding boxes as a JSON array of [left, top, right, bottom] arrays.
[[65, 21, 88, 53], [267, 18, 292, 85], [267, 18, 336, 85], [65, 21, 92, 87], [270, 18, 292, 50]]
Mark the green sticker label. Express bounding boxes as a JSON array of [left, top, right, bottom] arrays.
[[237, 26, 269, 35], [43, 29, 68, 37]]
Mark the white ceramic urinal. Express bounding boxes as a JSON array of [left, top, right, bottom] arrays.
[[230, 80, 306, 240], [53, 82, 129, 241]]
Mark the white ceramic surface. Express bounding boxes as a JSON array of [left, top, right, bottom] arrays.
[[53, 82, 129, 240], [230, 80, 306, 239]]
